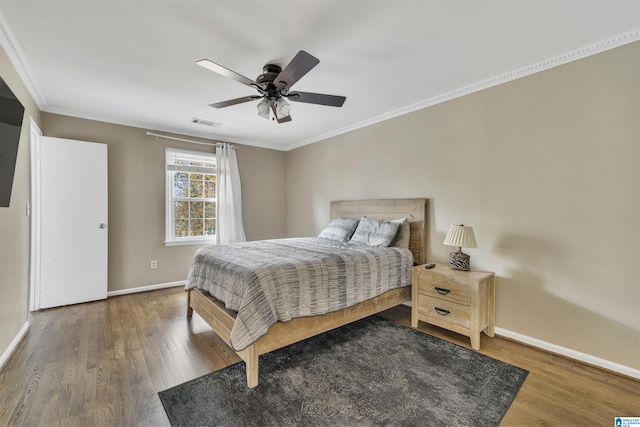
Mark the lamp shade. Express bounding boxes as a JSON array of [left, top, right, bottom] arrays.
[[443, 224, 477, 249]]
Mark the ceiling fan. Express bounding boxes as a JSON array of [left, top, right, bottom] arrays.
[[196, 50, 346, 123]]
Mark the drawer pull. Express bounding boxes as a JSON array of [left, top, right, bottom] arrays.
[[434, 307, 451, 316], [435, 287, 451, 295]]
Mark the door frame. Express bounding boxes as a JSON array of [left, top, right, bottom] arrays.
[[28, 118, 42, 311]]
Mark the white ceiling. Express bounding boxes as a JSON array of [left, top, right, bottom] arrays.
[[0, 1, 638, 151]]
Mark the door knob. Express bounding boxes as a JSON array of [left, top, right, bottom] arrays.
[[99, 223, 107, 229]]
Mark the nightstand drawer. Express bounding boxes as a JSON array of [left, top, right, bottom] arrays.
[[418, 299, 471, 329], [416, 267, 479, 287], [418, 280, 471, 306]]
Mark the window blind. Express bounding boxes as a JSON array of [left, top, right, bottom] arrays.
[[166, 148, 216, 173]]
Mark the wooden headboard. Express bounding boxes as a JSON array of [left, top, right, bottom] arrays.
[[330, 198, 428, 265]]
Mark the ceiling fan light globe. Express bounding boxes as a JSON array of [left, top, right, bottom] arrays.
[[257, 98, 271, 119], [279, 104, 291, 115], [276, 98, 291, 117]]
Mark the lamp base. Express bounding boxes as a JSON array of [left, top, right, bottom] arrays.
[[449, 251, 470, 271]]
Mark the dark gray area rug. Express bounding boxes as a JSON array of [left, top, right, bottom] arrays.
[[159, 316, 528, 426]]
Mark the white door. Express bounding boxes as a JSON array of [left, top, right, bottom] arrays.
[[39, 137, 108, 309]]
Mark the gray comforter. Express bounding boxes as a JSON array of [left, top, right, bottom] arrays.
[[185, 237, 413, 351]]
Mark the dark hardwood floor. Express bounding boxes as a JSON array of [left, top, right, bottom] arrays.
[[0, 286, 637, 426]]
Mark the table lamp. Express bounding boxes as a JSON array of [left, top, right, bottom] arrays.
[[443, 224, 477, 271]]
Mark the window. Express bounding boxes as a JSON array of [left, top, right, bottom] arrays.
[[165, 148, 216, 245]]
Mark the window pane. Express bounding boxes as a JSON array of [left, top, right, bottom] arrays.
[[191, 201, 204, 219], [204, 202, 216, 218], [190, 219, 203, 236], [190, 180, 203, 198], [174, 178, 189, 197], [175, 219, 188, 237], [205, 219, 216, 235], [204, 181, 216, 198], [175, 201, 189, 219]]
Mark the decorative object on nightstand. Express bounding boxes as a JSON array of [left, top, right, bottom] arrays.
[[411, 263, 495, 350], [443, 224, 477, 271]]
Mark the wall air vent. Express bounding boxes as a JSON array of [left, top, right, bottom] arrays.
[[191, 118, 221, 127]]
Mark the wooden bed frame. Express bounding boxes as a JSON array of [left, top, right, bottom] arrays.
[[187, 198, 428, 388]]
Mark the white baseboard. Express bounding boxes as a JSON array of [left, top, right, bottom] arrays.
[[107, 280, 185, 297], [495, 327, 640, 380], [0, 322, 29, 373], [401, 303, 638, 379]]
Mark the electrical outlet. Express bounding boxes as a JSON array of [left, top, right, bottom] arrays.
[[150, 260, 158, 270]]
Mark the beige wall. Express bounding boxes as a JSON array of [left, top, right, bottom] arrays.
[[0, 49, 40, 359], [286, 42, 640, 370], [41, 114, 287, 292]]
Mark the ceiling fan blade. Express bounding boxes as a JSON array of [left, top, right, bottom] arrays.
[[209, 95, 261, 108], [287, 91, 346, 107], [271, 105, 292, 123], [196, 59, 257, 87], [273, 50, 319, 90]]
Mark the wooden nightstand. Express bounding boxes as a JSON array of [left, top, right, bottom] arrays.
[[412, 263, 495, 350]]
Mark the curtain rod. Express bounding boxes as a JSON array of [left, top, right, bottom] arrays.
[[146, 131, 238, 149]]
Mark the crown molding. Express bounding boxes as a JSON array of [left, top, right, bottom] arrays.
[[0, 9, 46, 108], [287, 28, 640, 151]]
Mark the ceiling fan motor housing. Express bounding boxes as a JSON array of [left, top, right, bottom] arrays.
[[256, 64, 284, 94]]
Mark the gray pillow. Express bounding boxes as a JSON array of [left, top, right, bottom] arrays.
[[318, 217, 359, 242], [350, 216, 401, 247], [391, 217, 410, 248]]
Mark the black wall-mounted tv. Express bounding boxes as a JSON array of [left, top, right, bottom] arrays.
[[0, 76, 25, 208]]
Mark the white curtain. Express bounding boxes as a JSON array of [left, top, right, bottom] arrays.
[[216, 143, 246, 244]]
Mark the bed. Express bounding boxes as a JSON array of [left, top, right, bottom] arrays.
[[186, 198, 427, 387]]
